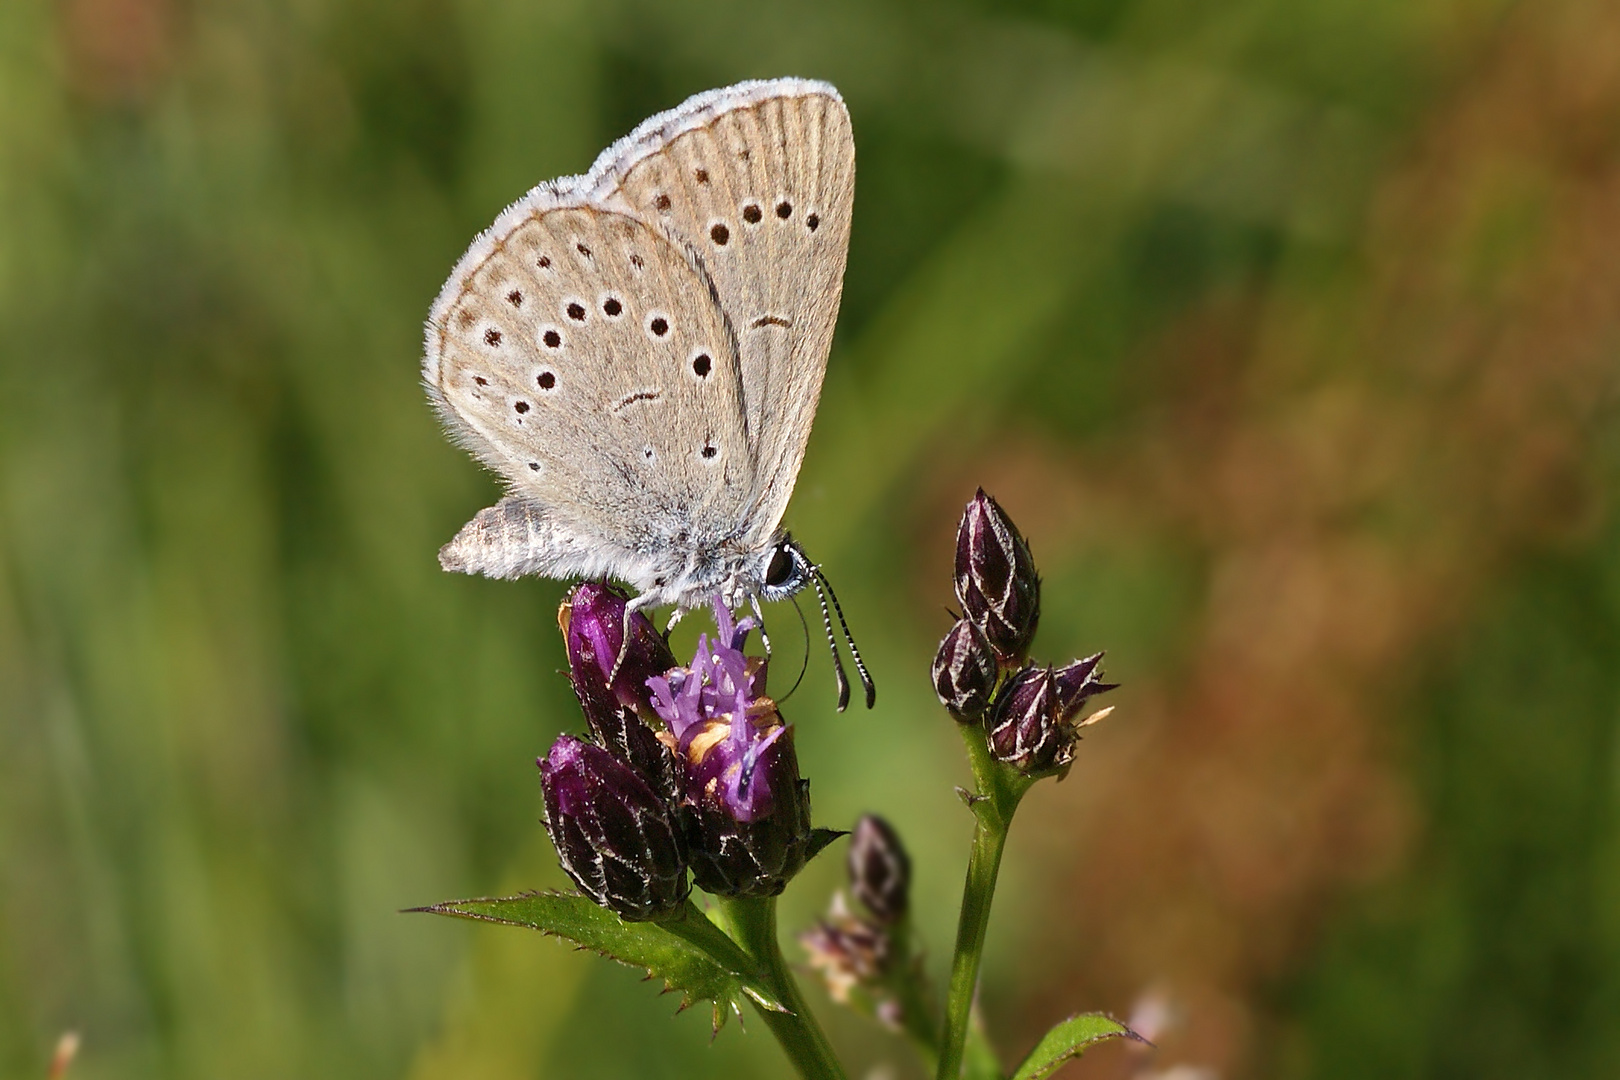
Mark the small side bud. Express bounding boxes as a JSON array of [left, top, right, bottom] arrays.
[[539, 735, 689, 921], [1053, 652, 1116, 711], [954, 490, 1041, 667], [987, 654, 1116, 777], [847, 815, 911, 925], [931, 618, 998, 723], [988, 665, 1065, 773], [799, 895, 892, 1008]]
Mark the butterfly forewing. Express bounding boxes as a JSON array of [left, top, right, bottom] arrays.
[[595, 83, 855, 544], [428, 203, 754, 553]]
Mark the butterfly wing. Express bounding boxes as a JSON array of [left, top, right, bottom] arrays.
[[584, 79, 855, 546], [425, 190, 755, 582]]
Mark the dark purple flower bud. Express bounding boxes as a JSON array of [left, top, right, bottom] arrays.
[[931, 618, 998, 723], [1053, 652, 1117, 708], [649, 598, 829, 897], [539, 735, 689, 922], [799, 896, 892, 1007], [987, 666, 1066, 774], [848, 815, 911, 924], [560, 582, 682, 796], [561, 581, 677, 722], [954, 489, 1040, 667], [987, 655, 1115, 776]]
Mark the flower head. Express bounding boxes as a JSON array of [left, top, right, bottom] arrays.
[[561, 581, 677, 723], [648, 597, 817, 897], [542, 591, 826, 907], [649, 600, 783, 822], [799, 893, 892, 1008]]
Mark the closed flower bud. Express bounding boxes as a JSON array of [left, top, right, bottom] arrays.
[[539, 735, 689, 922], [987, 656, 1116, 776], [561, 581, 678, 723], [561, 582, 682, 796], [931, 618, 998, 722], [587, 701, 684, 805], [954, 490, 1041, 667], [988, 665, 1064, 773], [1053, 652, 1116, 709], [847, 814, 911, 924]]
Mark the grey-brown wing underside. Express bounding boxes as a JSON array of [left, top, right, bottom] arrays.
[[584, 80, 855, 546], [424, 198, 753, 566]]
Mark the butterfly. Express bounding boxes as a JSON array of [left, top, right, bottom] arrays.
[[422, 78, 873, 709]]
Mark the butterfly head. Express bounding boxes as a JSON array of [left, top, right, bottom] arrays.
[[759, 535, 814, 603], [751, 533, 876, 712]]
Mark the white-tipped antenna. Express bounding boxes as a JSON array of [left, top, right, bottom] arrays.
[[812, 567, 876, 710]]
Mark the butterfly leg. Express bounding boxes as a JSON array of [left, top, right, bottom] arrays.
[[749, 594, 773, 660], [608, 592, 660, 686]]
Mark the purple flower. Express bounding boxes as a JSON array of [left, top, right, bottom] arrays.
[[539, 735, 689, 921], [541, 592, 826, 906], [648, 600, 783, 822], [648, 597, 818, 897]]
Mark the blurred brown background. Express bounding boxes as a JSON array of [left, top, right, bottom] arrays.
[[3, 0, 1618, 1077]]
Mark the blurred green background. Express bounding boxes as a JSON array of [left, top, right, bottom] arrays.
[[4, 0, 1619, 1077]]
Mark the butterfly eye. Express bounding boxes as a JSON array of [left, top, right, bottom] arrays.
[[765, 545, 796, 588]]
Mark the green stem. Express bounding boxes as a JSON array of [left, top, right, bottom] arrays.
[[937, 728, 1028, 1080], [658, 900, 788, 1013], [870, 921, 999, 1078], [719, 895, 848, 1080], [889, 938, 942, 1073], [964, 1009, 1003, 1080]]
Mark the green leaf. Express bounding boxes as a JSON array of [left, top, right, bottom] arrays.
[[413, 891, 782, 1031], [1008, 1013, 1145, 1080]]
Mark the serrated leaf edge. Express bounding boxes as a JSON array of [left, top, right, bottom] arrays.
[[410, 890, 750, 1032]]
